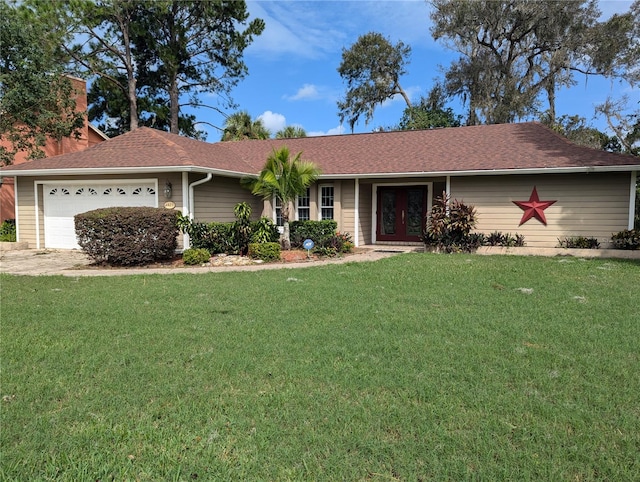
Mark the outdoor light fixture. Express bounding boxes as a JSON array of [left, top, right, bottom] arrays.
[[164, 180, 172, 199]]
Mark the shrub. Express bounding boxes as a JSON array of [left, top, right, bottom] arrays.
[[290, 220, 338, 248], [611, 229, 640, 250], [0, 219, 16, 242], [177, 215, 237, 254], [250, 217, 279, 244], [178, 204, 278, 255], [557, 236, 600, 249], [248, 242, 281, 262], [75, 207, 179, 265], [314, 231, 354, 256], [234, 202, 252, 256], [182, 248, 211, 265], [423, 193, 480, 253], [484, 231, 526, 247]]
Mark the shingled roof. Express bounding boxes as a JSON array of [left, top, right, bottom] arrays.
[[1, 122, 638, 177]]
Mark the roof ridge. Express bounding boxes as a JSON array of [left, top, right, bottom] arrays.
[[142, 127, 194, 165]]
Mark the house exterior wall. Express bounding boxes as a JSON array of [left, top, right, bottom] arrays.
[[450, 172, 632, 248], [191, 175, 262, 222]]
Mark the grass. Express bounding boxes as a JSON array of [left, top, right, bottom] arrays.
[[1, 254, 639, 481]]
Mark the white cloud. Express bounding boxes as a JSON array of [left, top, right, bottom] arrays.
[[308, 125, 345, 137], [257, 110, 287, 133], [287, 84, 321, 101]]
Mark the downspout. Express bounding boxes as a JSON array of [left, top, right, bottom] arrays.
[[184, 173, 213, 249], [181, 172, 189, 249], [445, 175, 451, 215], [34, 181, 40, 249], [629, 171, 637, 230], [354, 178, 360, 247]]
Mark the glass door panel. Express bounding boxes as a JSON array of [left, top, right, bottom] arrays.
[[406, 189, 424, 237], [381, 190, 397, 235]]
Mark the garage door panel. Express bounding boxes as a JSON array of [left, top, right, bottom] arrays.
[[44, 183, 157, 249]]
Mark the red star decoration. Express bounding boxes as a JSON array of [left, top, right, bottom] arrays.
[[512, 187, 557, 226]]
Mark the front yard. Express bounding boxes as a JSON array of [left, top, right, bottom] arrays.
[[1, 254, 639, 480]]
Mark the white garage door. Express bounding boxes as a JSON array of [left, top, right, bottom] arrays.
[[43, 182, 157, 249]]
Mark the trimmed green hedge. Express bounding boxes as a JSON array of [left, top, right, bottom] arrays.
[[248, 242, 281, 262], [290, 220, 337, 248], [182, 248, 211, 265], [75, 207, 179, 265]]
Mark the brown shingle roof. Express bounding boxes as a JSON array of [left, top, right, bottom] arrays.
[[1, 122, 638, 176]]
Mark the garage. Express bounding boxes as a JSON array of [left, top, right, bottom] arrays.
[[43, 181, 158, 249]]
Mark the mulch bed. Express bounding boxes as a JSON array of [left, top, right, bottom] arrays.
[[83, 249, 365, 270]]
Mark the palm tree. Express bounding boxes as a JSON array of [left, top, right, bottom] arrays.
[[242, 146, 321, 250], [220, 110, 271, 141], [275, 125, 307, 139]]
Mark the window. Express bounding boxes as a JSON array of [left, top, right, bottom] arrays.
[[297, 188, 310, 221], [274, 196, 283, 226], [320, 185, 334, 220]]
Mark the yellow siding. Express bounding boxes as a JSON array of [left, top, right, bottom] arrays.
[[15, 177, 37, 246], [451, 173, 631, 248], [339, 180, 354, 236], [358, 183, 373, 245]]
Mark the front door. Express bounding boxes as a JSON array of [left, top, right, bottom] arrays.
[[377, 186, 427, 242]]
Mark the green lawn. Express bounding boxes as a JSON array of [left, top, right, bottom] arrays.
[[1, 254, 639, 481]]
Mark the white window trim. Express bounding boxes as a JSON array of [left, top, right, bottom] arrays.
[[295, 187, 311, 221], [318, 184, 334, 220], [272, 194, 284, 231]]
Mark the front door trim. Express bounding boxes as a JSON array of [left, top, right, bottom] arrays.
[[371, 182, 432, 244]]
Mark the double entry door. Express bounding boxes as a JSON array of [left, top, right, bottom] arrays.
[[377, 186, 428, 242]]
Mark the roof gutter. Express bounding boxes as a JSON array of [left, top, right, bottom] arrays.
[[0, 165, 249, 178], [317, 164, 640, 180], [2, 163, 639, 181]]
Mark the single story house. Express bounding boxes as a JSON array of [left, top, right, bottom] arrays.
[[0, 122, 638, 250]]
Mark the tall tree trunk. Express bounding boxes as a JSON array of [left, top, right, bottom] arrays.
[[128, 75, 138, 130], [121, 12, 138, 130], [169, 78, 179, 134], [282, 205, 291, 250], [545, 78, 556, 126]]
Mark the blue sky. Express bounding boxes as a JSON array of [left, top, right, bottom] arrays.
[[194, 0, 637, 141]]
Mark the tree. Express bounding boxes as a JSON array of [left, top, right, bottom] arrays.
[[0, 2, 85, 165], [397, 85, 462, 130], [337, 32, 412, 131], [57, 0, 263, 138], [595, 97, 640, 156], [242, 147, 321, 250], [547, 115, 621, 152], [87, 72, 206, 139], [428, 0, 627, 125], [60, 0, 142, 131], [275, 126, 307, 139], [131, 0, 264, 135], [220, 111, 270, 141]]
